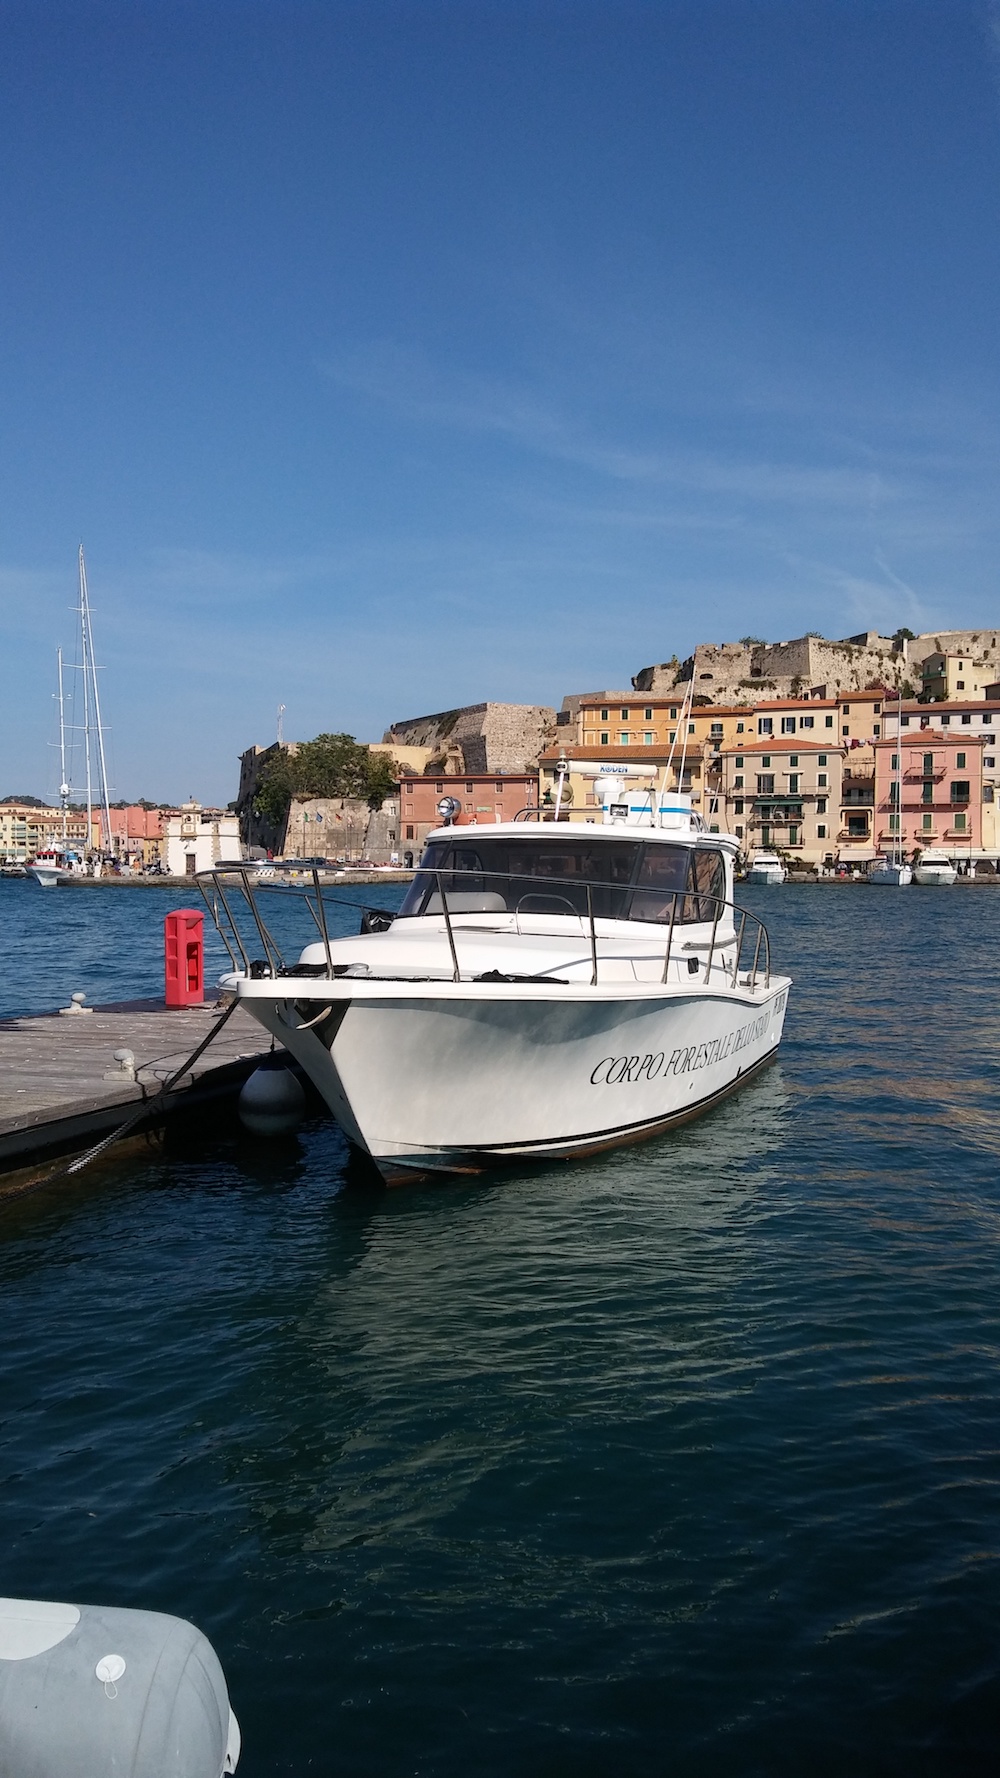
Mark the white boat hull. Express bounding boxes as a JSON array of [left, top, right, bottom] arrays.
[[235, 975, 790, 1178], [28, 865, 69, 888], [867, 862, 912, 886], [914, 864, 957, 886]]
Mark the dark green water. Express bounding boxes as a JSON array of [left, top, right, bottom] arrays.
[[1, 883, 999, 1774]]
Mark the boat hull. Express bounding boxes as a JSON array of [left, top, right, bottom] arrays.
[[235, 977, 790, 1179], [28, 866, 69, 888], [913, 865, 957, 885], [867, 863, 912, 886]]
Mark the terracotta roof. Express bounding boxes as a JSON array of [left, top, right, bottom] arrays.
[[888, 700, 1000, 714], [873, 731, 985, 747], [539, 744, 675, 763], [720, 739, 845, 756]]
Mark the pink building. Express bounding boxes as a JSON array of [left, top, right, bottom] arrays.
[[873, 731, 984, 858], [90, 805, 164, 863]]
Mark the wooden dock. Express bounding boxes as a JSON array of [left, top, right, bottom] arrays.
[[0, 997, 273, 1169]]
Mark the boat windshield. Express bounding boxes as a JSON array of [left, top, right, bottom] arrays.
[[398, 838, 726, 925]]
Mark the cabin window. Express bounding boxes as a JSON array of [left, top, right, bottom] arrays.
[[400, 836, 642, 921]]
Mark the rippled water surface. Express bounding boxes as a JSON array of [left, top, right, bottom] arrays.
[[2, 881, 999, 1775]]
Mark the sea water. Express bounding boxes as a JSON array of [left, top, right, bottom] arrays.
[[0, 880, 998, 1775]]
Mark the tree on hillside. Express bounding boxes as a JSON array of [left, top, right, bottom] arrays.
[[253, 734, 399, 826]]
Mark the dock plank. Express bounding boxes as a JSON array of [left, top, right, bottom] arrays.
[[0, 998, 272, 1165]]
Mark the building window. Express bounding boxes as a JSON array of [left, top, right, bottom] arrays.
[[620, 733, 630, 746], [901, 715, 910, 726], [961, 713, 971, 725], [644, 731, 654, 745], [788, 773, 800, 793], [601, 733, 609, 746], [758, 718, 773, 735], [621, 708, 629, 720], [825, 716, 834, 728], [922, 783, 934, 804], [801, 715, 814, 729], [956, 753, 966, 769], [761, 755, 771, 768], [644, 707, 653, 721], [669, 706, 678, 719], [983, 713, 993, 724], [788, 826, 799, 846], [956, 681, 965, 691], [817, 797, 827, 814], [781, 717, 796, 734], [873, 724, 880, 737], [941, 714, 951, 726], [669, 730, 676, 744], [757, 774, 775, 794], [600, 708, 608, 721], [923, 753, 934, 774], [951, 781, 970, 803], [874, 703, 881, 714], [789, 754, 799, 767], [735, 756, 744, 769], [710, 722, 723, 737], [406, 825, 414, 839], [922, 813, 933, 831], [889, 813, 900, 833], [736, 721, 745, 733], [688, 723, 695, 735], [466, 781, 474, 793], [842, 704, 849, 714], [986, 756, 996, 769], [735, 825, 744, 838], [954, 812, 967, 831], [734, 799, 744, 814], [817, 824, 826, 838], [847, 815, 868, 837], [436, 782, 444, 792], [817, 772, 828, 788], [842, 726, 850, 737], [761, 825, 770, 846], [495, 782, 504, 793], [734, 775, 744, 789]]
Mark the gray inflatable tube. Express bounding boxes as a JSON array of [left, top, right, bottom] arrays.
[[0, 1596, 240, 1777]]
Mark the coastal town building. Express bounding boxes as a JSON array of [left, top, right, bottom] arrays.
[[163, 802, 242, 878], [873, 732, 985, 861], [719, 739, 846, 864], [0, 801, 89, 863], [399, 773, 537, 855]]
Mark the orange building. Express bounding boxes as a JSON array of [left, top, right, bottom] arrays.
[[398, 773, 537, 856]]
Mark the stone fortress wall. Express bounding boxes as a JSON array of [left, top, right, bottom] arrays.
[[633, 630, 1000, 704], [384, 702, 556, 774]]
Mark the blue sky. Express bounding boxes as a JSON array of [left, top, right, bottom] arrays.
[[2, 0, 999, 804]]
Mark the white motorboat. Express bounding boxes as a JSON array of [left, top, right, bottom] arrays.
[[202, 788, 790, 1182], [746, 850, 786, 885], [867, 856, 912, 887], [913, 848, 957, 886], [28, 848, 84, 888]]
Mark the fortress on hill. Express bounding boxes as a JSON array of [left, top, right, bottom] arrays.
[[633, 629, 1000, 704]]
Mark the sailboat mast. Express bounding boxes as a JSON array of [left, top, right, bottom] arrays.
[[78, 545, 113, 853], [57, 647, 68, 846], [78, 549, 94, 852]]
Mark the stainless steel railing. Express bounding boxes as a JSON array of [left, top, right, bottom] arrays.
[[196, 865, 772, 992]]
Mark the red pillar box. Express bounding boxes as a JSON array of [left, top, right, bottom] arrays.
[[164, 908, 205, 1007]]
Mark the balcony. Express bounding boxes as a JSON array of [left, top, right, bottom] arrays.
[[903, 765, 945, 782], [842, 766, 874, 783]]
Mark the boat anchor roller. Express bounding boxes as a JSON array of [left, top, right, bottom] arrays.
[[0, 1596, 240, 1777]]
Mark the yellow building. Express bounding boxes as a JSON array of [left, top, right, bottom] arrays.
[[0, 802, 89, 862], [920, 653, 994, 703], [719, 739, 846, 864]]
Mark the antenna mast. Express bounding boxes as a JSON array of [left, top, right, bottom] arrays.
[[57, 647, 69, 846]]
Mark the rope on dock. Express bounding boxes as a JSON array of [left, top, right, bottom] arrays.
[[13, 1000, 241, 1194]]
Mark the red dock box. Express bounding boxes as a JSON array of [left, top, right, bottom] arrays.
[[164, 908, 205, 1007]]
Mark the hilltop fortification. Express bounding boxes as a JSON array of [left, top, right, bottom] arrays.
[[633, 629, 1000, 704], [383, 702, 556, 774]]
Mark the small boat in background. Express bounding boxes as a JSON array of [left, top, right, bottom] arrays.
[[913, 848, 957, 886], [28, 847, 85, 888], [746, 850, 786, 885], [867, 855, 912, 887]]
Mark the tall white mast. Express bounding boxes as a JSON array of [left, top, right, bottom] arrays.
[[57, 647, 69, 846], [77, 545, 112, 852]]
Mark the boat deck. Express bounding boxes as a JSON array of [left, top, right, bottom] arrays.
[[0, 997, 271, 1171]]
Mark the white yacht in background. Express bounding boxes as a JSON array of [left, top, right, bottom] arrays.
[[913, 849, 957, 886], [746, 850, 786, 885], [202, 783, 790, 1182]]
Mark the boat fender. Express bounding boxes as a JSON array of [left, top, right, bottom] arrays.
[[238, 1056, 306, 1136], [0, 1597, 240, 1777]]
